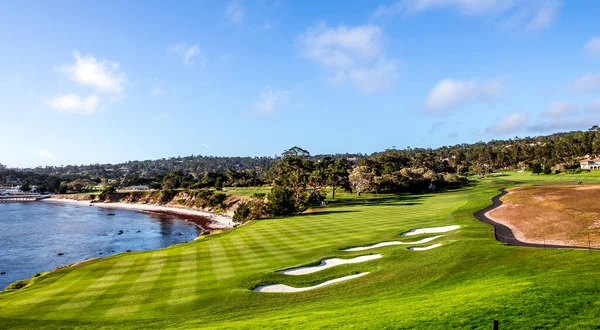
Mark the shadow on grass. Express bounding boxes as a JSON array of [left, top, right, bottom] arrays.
[[259, 209, 359, 221], [298, 210, 359, 217], [326, 195, 428, 208], [262, 184, 475, 221]]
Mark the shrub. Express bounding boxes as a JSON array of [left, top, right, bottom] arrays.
[[208, 193, 227, 209], [306, 190, 326, 205], [58, 185, 68, 194], [160, 189, 178, 203], [233, 202, 251, 222], [5, 279, 30, 291], [248, 197, 269, 219], [99, 185, 116, 200], [267, 186, 298, 216]]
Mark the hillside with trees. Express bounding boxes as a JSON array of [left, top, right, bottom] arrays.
[[2, 128, 599, 201]]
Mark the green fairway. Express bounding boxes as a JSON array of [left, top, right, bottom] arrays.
[[222, 186, 272, 197], [2, 175, 600, 328]]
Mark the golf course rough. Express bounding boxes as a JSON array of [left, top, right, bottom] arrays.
[[2, 171, 600, 328]]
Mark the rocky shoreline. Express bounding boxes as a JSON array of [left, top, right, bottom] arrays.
[[44, 197, 235, 230]]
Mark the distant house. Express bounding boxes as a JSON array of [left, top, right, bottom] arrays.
[[1, 186, 23, 194], [580, 158, 600, 170], [123, 185, 150, 191]]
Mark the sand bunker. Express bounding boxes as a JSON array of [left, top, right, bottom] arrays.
[[485, 185, 600, 248], [254, 273, 369, 293], [401, 225, 460, 236], [278, 254, 382, 275], [342, 236, 443, 252], [408, 244, 442, 251]]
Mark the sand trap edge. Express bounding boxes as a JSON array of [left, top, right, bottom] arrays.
[[277, 254, 382, 275], [254, 272, 370, 293], [341, 236, 444, 252], [408, 243, 442, 251], [401, 225, 460, 236]]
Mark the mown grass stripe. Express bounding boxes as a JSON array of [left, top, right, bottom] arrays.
[[207, 239, 234, 281], [55, 256, 139, 312], [105, 251, 169, 316]]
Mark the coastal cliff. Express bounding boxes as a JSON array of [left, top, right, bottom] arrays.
[[50, 190, 247, 218]]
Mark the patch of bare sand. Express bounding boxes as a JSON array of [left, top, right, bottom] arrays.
[[487, 186, 600, 247], [575, 186, 600, 191]]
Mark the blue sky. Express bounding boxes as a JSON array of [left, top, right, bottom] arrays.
[[1, 0, 599, 167]]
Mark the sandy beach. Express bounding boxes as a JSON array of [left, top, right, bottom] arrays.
[[43, 198, 234, 230]]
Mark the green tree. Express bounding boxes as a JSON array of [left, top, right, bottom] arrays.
[[266, 147, 323, 215], [267, 186, 297, 215], [20, 180, 31, 192], [270, 147, 313, 211], [103, 185, 117, 195], [162, 170, 184, 191], [58, 184, 68, 194], [327, 158, 351, 199], [531, 163, 543, 175]]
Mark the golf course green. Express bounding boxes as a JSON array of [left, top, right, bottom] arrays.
[[1, 172, 600, 329]]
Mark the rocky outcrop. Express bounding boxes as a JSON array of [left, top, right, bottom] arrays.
[[50, 190, 248, 217]]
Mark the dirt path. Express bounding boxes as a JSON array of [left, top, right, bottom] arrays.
[[473, 188, 600, 251]]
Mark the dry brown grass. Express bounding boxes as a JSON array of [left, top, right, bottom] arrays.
[[486, 185, 600, 247]]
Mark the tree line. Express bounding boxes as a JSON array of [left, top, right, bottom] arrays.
[[3, 127, 599, 201]]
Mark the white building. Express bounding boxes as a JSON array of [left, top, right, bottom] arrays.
[[581, 158, 600, 170], [123, 185, 150, 191]]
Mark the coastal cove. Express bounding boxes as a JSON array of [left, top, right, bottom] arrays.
[[0, 201, 227, 289]]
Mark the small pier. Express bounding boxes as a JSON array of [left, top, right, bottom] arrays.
[[0, 194, 50, 203]]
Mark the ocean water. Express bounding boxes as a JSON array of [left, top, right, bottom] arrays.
[[0, 201, 201, 289]]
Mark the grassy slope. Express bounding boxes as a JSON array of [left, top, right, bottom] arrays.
[[2, 172, 600, 328]]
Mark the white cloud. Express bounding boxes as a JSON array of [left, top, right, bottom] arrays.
[[202, 144, 210, 149], [299, 24, 383, 68], [485, 99, 599, 135], [344, 57, 400, 93], [373, 0, 510, 17], [570, 73, 600, 93], [584, 37, 600, 57], [50, 51, 126, 115], [253, 87, 290, 113], [225, 0, 245, 25], [485, 112, 528, 134], [541, 101, 577, 117], [57, 51, 127, 95], [169, 43, 202, 65], [49, 94, 99, 114], [526, 0, 561, 31], [298, 23, 399, 93], [425, 78, 502, 111], [39, 149, 57, 161], [372, 0, 562, 31]]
